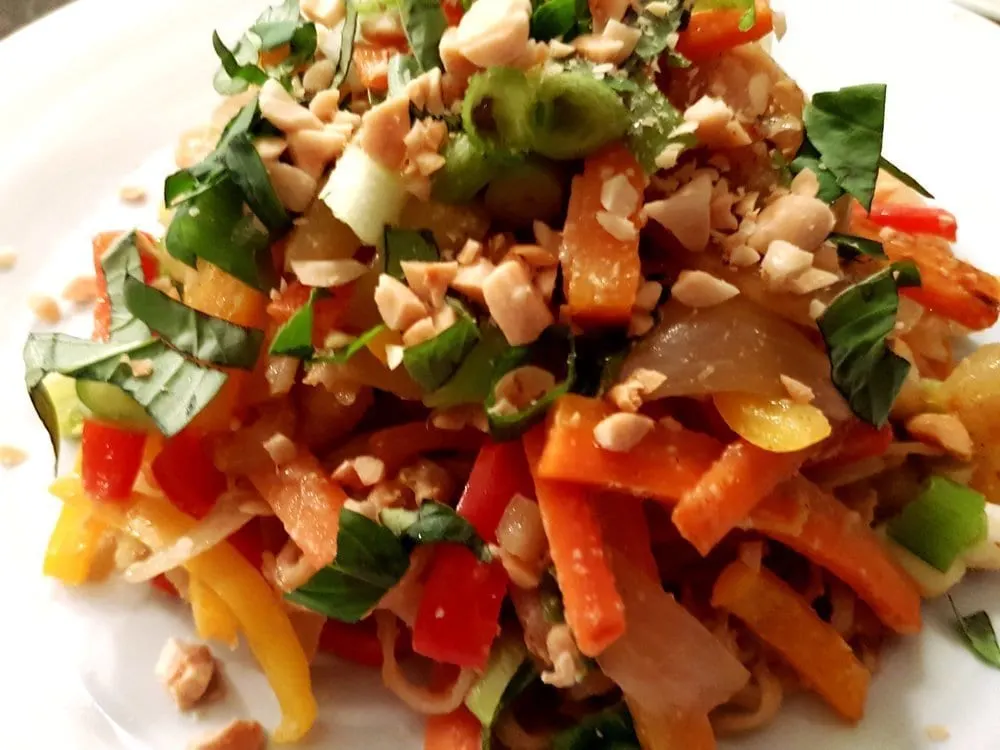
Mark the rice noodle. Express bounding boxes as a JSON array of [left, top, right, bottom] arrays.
[[378, 546, 433, 628], [374, 611, 476, 715], [712, 660, 784, 735], [123, 489, 260, 583]]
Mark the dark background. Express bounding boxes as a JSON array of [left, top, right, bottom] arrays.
[[0, 0, 71, 38]]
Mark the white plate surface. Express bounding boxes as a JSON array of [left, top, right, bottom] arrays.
[[1, 0, 1000, 747]]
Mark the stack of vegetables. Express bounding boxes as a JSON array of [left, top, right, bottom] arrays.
[[25, 0, 1000, 746]]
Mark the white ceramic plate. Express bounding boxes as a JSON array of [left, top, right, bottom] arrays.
[[2, 0, 1000, 747], [956, 0, 1000, 21]]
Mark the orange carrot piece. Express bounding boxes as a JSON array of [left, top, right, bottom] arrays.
[[673, 440, 806, 556], [424, 707, 482, 750], [537, 395, 722, 503], [325, 422, 486, 475], [630, 703, 716, 750], [524, 427, 626, 657], [353, 43, 406, 93], [594, 494, 658, 580], [249, 450, 347, 569], [561, 144, 644, 325], [747, 477, 922, 634], [184, 259, 268, 329], [712, 559, 871, 721], [675, 0, 774, 62]]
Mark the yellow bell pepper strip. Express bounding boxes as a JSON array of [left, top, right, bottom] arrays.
[[190, 577, 240, 650], [43, 502, 109, 585], [49, 477, 317, 743], [712, 559, 871, 721]]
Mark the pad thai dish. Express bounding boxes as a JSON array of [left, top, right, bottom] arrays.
[[25, 0, 1000, 747]]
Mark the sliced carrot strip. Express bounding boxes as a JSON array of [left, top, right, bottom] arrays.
[[675, 0, 774, 62], [524, 427, 625, 657], [561, 144, 644, 325], [712, 559, 871, 721], [537, 395, 722, 503], [630, 703, 716, 750], [673, 440, 806, 555], [594, 494, 658, 580], [747, 477, 922, 634]]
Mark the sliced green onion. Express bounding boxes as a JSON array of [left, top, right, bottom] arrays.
[[42, 373, 86, 439], [463, 67, 537, 152], [484, 158, 566, 226], [431, 134, 507, 204], [465, 633, 529, 726], [530, 0, 580, 41], [403, 301, 481, 391], [76, 380, 155, 430], [887, 476, 987, 572], [530, 72, 629, 160]]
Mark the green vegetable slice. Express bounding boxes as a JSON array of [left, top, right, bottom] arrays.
[[76, 380, 154, 430], [334, 1, 359, 88], [403, 302, 481, 391], [270, 288, 324, 359], [828, 232, 886, 261], [221, 132, 290, 232], [465, 634, 529, 726], [484, 158, 565, 226], [384, 228, 440, 280], [817, 261, 920, 427], [531, 72, 629, 160], [431, 134, 508, 204], [949, 596, 1000, 669], [887, 476, 987, 572], [43, 373, 86, 440], [530, 0, 582, 41], [399, 0, 447, 72], [425, 325, 530, 409], [463, 68, 538, 152], [286, 509, 411, 623], [380, 501, 491, 562]]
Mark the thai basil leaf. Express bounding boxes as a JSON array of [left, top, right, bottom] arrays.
[[552, 705, 639, 750], [212, 33, 266, 95], [424, 325, 530, 408], [949, 596, 1000, 669], [828, 232, 886, 261], [622, 77, 694, 174], [334, 2, 359, 88], [251, 0, 309, 49], [801, 84, 887, 211], [381, 502, 491, 562], [123, 276, 263, 369], [286, 509, 410, 622], [530, 0, 580, 41], [221, 132, 290, 231], [314, 324, 388, 364], [817, 261, 921, 427], [165, 177, 274, 292], [631, 2, 687, 63], [486, 331, 576, 441], [387, 53, 422, 97], [24, 335, 228, 448], [879, 156, 933, 199], [384, 228, 440, 280], [269, 289, 322, 359], [399, 0, 447, 72], [790, 138, 845, 204], [99, 232, 153, 342], [404, 302, 481, 391]]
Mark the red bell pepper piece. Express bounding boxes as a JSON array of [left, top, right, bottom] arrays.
[[151, 430, 227, 519], [412, 544, 508, 669], [91, 231, 160, 342], [456, 439, 535, 543], [319, 619, 385, 668], [865, 202, 958, 242], [81, 419, 148, 502], [424, 707, 483, 750], [266, 280, 354, 349]]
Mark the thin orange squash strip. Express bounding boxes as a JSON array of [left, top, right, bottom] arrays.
[[673, 440, 807, 556], [537, 395, 722, 503], [712, 559, 871, 721], [524, 427, 625, 657], [561, 144, 644, 325], [747, 477, 922, 634]]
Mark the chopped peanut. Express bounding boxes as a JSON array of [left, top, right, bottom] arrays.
[[263, 432, 297, 466], [265, 162, 317, 213], [290, 258, 368, 288], [155, 638, 216, 712], [301, 0, 345, 25], [601, 173, 641, 217], [374, 274, 428, 331], [451, 258, 496, 303], [905, 413, 974, 461], [431, 404, 490, 432], [670, 270, 740, 308], [259, 79, 322, 133], [541, 624, 584, 687], [628, 312, 654, 337], [188, 719, 265, 750], [489, 366, 557, 417], [119, 185, 148, 205], [786, 267, 840, 295], [0, 445, 27, 469], [761, 239, 813, 287], [401, 260, 459, 308], [128, 358, 155, 378], [287, 127, 349, 179], [302, 59, 336, 94], [333, 455, 387, 489], [482, 261, 554, 346], [683, 96, 751, 149], [780, 374, 815, 404], [454, 0, 532, 68], [456, 239, 484, 265], [634, 280, 662, 312], [61, 275, 99, 304], [644, 172, 714, 252], [608, 368, 666, 412], [595, 211, 637, 242], [28, 294, 61, 324], [398, 459, 455, 504], [402, 316, 438, 347], [593, 412, 655, 453], [748, 194, 835, 253]]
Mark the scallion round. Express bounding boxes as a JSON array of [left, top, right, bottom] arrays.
[[484, 158, 566, 226], [462, 67, 537, 152], [530, 72, 629, 160], [431, 134, 506, 204]]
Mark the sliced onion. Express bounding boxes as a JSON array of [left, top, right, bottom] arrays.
[[597, 553, 749, 716], [497, 494, 547, 564], [123, 490, 260, 583], [622, 298, 850, 421]]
